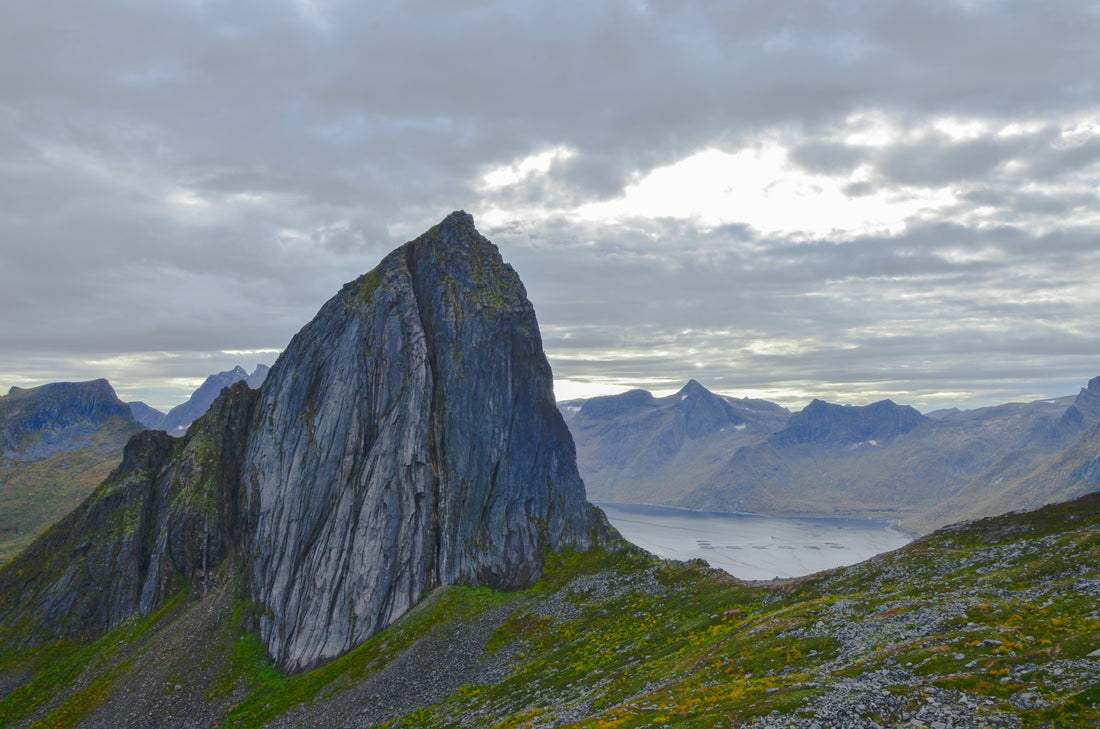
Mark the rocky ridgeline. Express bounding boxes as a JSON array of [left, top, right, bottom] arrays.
[[0, 382, 256, 641], [244, 211, 609, 672], [0, 211, 611, 674], [0, 379, 138, 460]]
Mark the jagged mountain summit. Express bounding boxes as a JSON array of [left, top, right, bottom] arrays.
[[563, 377, 1100, 533], [560, 380, 790, 504], [128, 364, 270, 434], [0, 211, 612, 675], [245, 210, 609, 671]]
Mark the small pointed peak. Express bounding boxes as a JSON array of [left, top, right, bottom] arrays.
[[414, 211, 488, 257], [440, 210, 476, 231], [677, 379, 710, 398]]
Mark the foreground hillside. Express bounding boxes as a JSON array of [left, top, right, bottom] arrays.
[[1, 492, 1096, 728]]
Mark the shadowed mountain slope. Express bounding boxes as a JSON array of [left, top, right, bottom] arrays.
[[0, 212, 613, 677], [0, 380, 142, 563], [561, 380, 789, 504]]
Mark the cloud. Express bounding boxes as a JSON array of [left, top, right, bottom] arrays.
[[1, 0, 1099, 410]]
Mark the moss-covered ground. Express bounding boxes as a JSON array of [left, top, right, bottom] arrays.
[[0, 494, 1097, 728], [0, 418, 137, 564]]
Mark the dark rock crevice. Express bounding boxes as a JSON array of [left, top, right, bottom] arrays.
[[0, 212, 613, 676], [242, 211, 611, 673]]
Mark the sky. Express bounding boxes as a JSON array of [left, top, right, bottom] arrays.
[[2, 0, 1099, 413]]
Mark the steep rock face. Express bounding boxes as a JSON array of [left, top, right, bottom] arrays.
[[1050, 376, 1100, 442], [0, 383, 257, 644], [243, 211, 608, 673]]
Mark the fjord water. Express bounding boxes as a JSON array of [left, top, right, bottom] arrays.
[[599, 503, 911, 581]]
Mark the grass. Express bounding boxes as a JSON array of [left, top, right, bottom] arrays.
[[0, 419, 135, 564], [0, 590, 186, 727], [219, 584, 522, 728], [1, 495, 1098, 728]]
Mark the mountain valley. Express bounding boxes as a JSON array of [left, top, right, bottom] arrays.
[[1, 487, 1096, 727], [565, 378, 1100, 534], [0, 214, 1097, 728]]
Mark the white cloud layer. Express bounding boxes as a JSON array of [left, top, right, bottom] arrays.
[[1, 0, 1099, 411]]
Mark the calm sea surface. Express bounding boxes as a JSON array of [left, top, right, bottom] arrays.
[[597, 502, 911, 581]]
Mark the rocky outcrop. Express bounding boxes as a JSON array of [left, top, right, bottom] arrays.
[[244, 211, 609, 673], [1049, 375, 1100, 443], [132, 364, 270, 434], [0, 382, 257, 643], [0, 212, 610, 672]]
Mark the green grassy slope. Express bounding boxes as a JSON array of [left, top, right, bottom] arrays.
[[1, 493, 1097, 728], [0, 418, 139, 564]]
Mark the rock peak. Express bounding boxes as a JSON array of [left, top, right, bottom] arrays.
[[0, 213, 613, 676], [244, 212, 611, 672], [440, 209, 475, 230], [677, 379, 709, 397]]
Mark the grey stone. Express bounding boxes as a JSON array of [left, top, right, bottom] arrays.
[[243, 212, 613, 672], [0, 212, 613, 672]]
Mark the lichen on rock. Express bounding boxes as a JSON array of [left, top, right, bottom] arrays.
[[0, 212, 613, 674], [244, 211, 612, 673]]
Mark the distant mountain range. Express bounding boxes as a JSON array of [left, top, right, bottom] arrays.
[[0, 212, 607, 676], [0, 365, 270, 564], [559, 380, 790, 505], [0, 379, 142, 562], [562, 376, 1100, 533], [128, 364, 269, 434]]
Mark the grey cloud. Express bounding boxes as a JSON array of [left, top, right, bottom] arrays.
[[2, 0, 1100, 410], [960, 187, 1100, 217], [503, 213, 1100, 406], [788, 141, 868, 176], [833, 124, 1100, 193], [875, 134, 1011, 186]]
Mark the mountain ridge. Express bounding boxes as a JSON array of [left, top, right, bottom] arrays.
[[128, 364, 270, 434], [0, 379, 143, 563], [244, 211, 611, 671], [0, 212, 613, 675], [565, 378, 1100, 531]]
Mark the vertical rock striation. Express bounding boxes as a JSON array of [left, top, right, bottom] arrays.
[[0, 212, 610, 672], [243, 211, 609, 673]]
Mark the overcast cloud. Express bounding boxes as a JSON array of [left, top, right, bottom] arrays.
[[1, 0, 1098, 411]]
